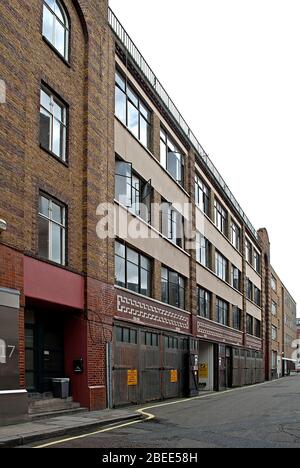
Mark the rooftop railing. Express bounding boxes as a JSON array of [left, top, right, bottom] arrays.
[[109, 8, 258, 239]]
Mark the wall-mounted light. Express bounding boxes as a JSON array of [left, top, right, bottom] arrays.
[[0, 219, 7, 232]]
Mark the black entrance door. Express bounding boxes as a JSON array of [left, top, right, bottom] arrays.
[[25, 310, 65, 394]]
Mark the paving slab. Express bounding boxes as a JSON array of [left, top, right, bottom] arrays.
[[0, 409, 141, 448]]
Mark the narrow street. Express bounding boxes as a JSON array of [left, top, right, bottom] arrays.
[[29, 376, 300, 449]]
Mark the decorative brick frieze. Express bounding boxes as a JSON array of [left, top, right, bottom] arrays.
[[116, 290, 190, 334], [246, 335, 263, 351], [197, 316, 243, 347]]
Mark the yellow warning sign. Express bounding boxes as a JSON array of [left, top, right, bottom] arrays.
[[127, 369, 138, 386], [170, 369, 178, 383], [199, 362, 208, 379]]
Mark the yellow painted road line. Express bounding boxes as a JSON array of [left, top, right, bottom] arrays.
[[35, 378, 283, 449]]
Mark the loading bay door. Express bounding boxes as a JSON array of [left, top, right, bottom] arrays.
[[112, 324, 189, 407]]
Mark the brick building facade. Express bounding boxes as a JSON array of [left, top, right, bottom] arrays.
[[0, 0, 297, 424]]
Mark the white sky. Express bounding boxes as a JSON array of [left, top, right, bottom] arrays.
[[109, 0, 299, 313]]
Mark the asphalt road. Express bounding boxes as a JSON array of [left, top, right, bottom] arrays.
[[29, 375, 300, 449]]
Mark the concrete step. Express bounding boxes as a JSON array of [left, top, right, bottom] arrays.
[[29, 407, 88, 421], [29, 397, 81, 415]]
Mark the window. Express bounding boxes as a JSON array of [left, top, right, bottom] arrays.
[[197, 287, 211, 319], [214, 200, 227, 235], [253, 250, 261, 274], [254, 287, 261, 307], [160, 129, 185, 186], [40, 86, 67, 161], [233, 306, 242, 331], [231, 221, 241, 251], [161, 267, 185, 309], [115, 159, 152, 223], [271, 275, 277, 292], [246, 314, 254, 335], [116, 326, 137, 344], [246, 279, 253, 301], [216, 298, 228, 326], [231, 266, 241, 291], [115, 242, 152, 297], [38, 193, 66, 265], [215, 251, 228, 282], [195, 175, 210, 215], [115, 71, 151, 148], [161, 201, 184, 249], [141, 332, 159, 347], [272, 325, 278, 341], [42, 0, 69, 60], [164, 336, 179, 349], [255, 319, 261, 338], [196, 232, 210, 268], [245, 239, 252, 265]]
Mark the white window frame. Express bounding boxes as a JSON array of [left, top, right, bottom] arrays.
[[42, 0, 69, 60], [38, 194, 66, 265], [40, 86, 67, 161]]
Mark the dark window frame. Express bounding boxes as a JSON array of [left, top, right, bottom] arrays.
[[115, 69, 151, 149], [197, 287, 211, 319], [216, 298, 229, 326], [115, 241, 152, 297], [160, 128, 185, 187], [161, 267, 185, 310], [195, 174, 210, 216]]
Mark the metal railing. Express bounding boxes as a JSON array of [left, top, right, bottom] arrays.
[[108, 8, 258, 239]]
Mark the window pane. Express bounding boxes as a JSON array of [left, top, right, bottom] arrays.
[[169, 281, 178, 307], [54, 19, 65, 56], [38, 216, 49, 259], [140, 102, 150, 121], [41, 88, 51, 111], [140, 256, 150, 271], [161, 277, 168, 304], [179, 287, 185, 309], [140, 116, 149, 148], [55, 2, 65, 23], [123, 328, 129, 343], [52, 223, 63, 264], [127, 101, 139, 138], [115, 86, 126, 123], [40, 108, 51, 151], [51, 203, 62, 224], [25, 349, 34, 370], [160, 140, 167, 168], [127, 248, 139, 265], [116, 327, 122, 342], [127, 261, 139, 293], [127, 86, 138, 107], [43, 5, 54, 43], [45, 0, 55, 10], [140, 268, 150, 296], [115, 241, 125, 258], [115, 256, 125, 288], [52, 118, 64, 158], [39, 196, 49, 217], [115, 71, 125, 91], [53, 100, 64, 122], [25, 329, 34, 348]]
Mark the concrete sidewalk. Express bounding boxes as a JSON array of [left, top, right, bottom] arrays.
[[0, 409, 142, 448]]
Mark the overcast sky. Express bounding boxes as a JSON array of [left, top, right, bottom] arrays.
[[109, 0, 299, 313]]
